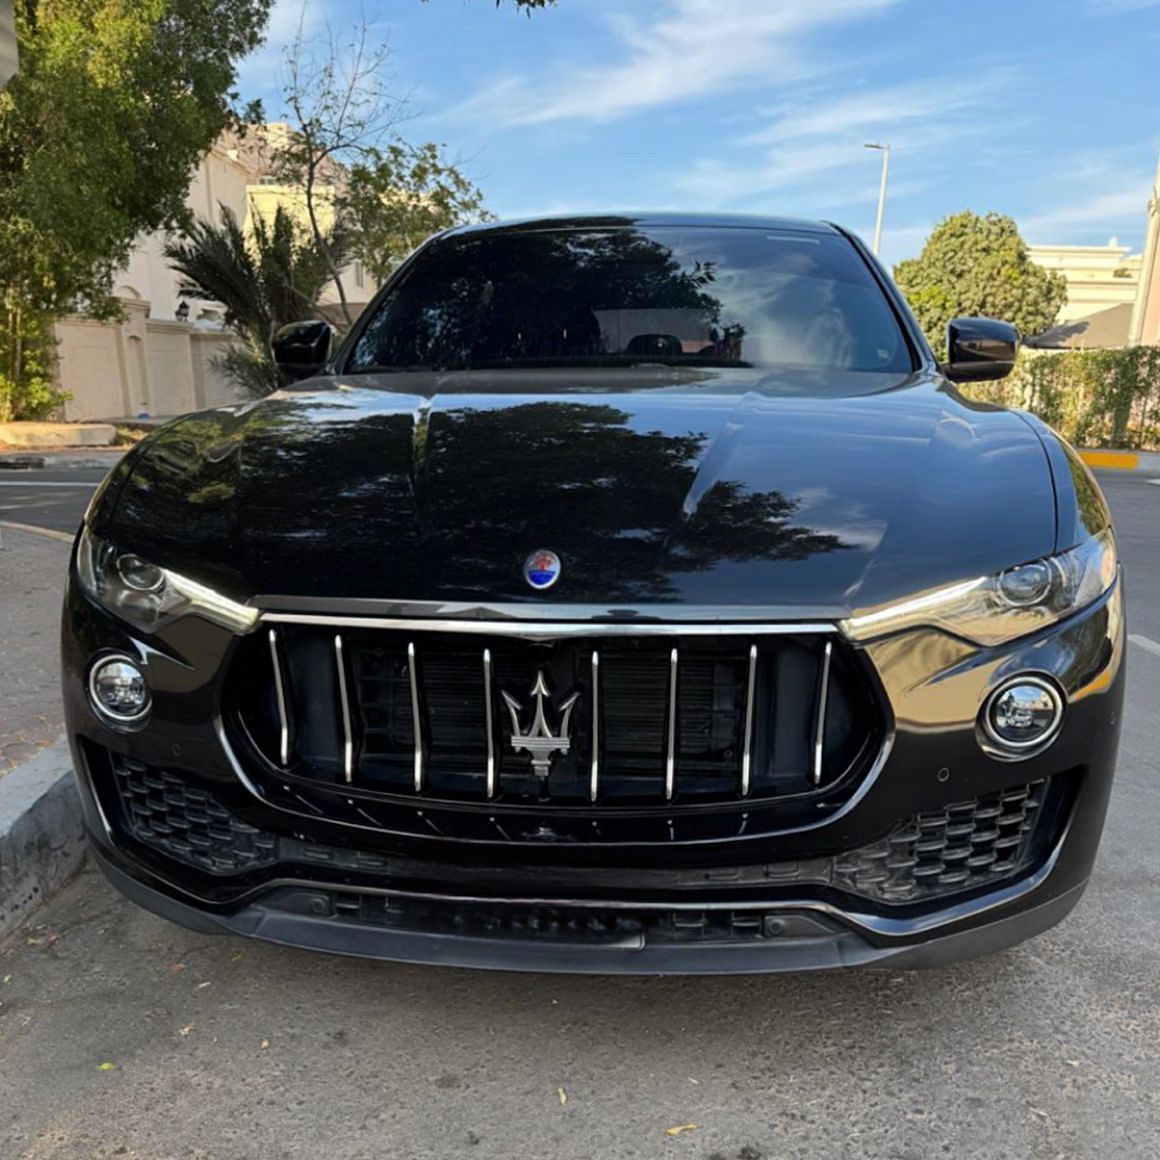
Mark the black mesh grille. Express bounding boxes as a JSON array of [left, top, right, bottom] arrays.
[[833, 781, 1048, 903], [112, 759, 277, 874]]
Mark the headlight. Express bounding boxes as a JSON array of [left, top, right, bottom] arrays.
[[75, 527, 258, 634], [843, 527, 1117, 646]]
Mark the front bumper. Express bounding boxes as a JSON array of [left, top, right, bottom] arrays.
[[63, 579, 1126, 974], [91, 841, 1089, 974]]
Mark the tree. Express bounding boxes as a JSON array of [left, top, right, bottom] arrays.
[[164, 203, 348, 396], [343, 143, 492, 287], [0, 0, 271, 419], [268, 17, 492, 326], [894, 212, 1067, 352]]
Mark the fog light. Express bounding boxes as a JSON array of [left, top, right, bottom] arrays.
[[88, 655, 151, 725], [982, 676, 1063, 753]]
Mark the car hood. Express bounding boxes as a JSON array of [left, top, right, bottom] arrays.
[[100, 368, 1057, 617]]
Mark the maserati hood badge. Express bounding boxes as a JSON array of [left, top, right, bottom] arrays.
[[523, 549, 562, 591], [501, 670, 580, 779]]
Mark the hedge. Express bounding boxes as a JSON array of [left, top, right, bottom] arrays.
[[963, 345, 1160, 451]]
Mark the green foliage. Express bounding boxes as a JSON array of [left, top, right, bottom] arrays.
[[964, 346, 1160, 451], [894, 212, 1067, 352], [0, 294, 58, 420], [343, 143, 492, 284], [164, 203, 348, 397], [0, 0, 271, 418]]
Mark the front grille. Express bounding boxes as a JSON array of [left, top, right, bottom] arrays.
[[105, 750, 1054, 909], [833, 781, 1048, 903], [229, 621, 883, 813]]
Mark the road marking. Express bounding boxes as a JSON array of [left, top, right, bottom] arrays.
[[0, 520, 75, 543], [0, 480, 96, 488], [1148, 479, 1160, 487], [1129, 634, 1160, 660]]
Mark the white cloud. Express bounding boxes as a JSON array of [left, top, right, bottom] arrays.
[[669, 77, 998, 205], [442, 0, 903, 129], [740, 77, 1002, 147], [1020, 186, 1153, 241]]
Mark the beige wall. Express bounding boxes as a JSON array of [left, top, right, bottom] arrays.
[[56, 300, 244, 421]]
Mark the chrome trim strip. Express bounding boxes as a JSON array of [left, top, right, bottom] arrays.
[[254, 597, 846, 625], [483, 648, 496, 799], [741, 643, 757, 797], [268, 628, 290, 766], [813, 640, 833, 786], [665, 647, 678, 801], [590, 650, 600, 803], [261, 611, 837, 639], [334, 634, 354, 783], [407, 641, 423, 792]]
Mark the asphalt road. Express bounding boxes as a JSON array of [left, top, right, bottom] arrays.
[[0, 467, 109, 535], [0, 466, 1158, 1159]]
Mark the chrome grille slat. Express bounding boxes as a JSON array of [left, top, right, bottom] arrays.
[[484, 648, 497, 799], [334, 633, 354, 782], [590, 650, 600, 803], [665, 647, 678, 802], [813, 639, 833, 786], [268, 628, 291, 767], [408, 641, 423, 793], [740, 643, 757, 798]]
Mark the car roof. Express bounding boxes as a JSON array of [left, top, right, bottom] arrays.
[[445, 212, 841, 238]]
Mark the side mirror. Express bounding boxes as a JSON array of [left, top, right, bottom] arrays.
[[942, 317, 1019, 383], [272, 319, 335, 383]]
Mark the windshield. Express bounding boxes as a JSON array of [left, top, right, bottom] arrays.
[[346, 225, 914, 376]]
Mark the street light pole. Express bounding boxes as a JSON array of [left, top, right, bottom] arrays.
[[864, 143, 890, 256]]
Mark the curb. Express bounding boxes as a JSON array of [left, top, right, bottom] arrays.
[[1079, 449, 1160, 474], [0, 450, 124, 470], [0, 740, 86, 941]]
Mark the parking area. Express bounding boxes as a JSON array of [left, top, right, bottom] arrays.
[[0, 470, 1158, 1159]]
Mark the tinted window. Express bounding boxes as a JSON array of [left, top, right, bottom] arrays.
[[348, 226, 912, 375]]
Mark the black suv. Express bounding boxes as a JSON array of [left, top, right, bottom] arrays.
[[63, 214, 1124, 972]]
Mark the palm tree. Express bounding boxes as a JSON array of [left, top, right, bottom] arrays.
[[164, 203, 350, 396]]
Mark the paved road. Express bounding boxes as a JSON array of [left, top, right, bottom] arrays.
[[0, 466, 1158, 1159], [0, 467, 108, 535]]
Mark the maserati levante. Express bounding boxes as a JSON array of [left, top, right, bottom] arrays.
[[62, 214, 1124, 972]]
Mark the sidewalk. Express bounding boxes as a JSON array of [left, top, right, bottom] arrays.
[[0, 527, 71, 776]]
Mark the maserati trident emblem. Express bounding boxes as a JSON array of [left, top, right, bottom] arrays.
[[501, 670, 580, 779]]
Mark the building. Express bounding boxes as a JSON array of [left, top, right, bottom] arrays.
[[1028, 154, 1160, 350], [1128, 154, 1160, 347], [1027, 240, 1141, 349], [54, 128, 374, 421]]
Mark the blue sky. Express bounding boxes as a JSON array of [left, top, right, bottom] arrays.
[[238, 0, 1160, 267]]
